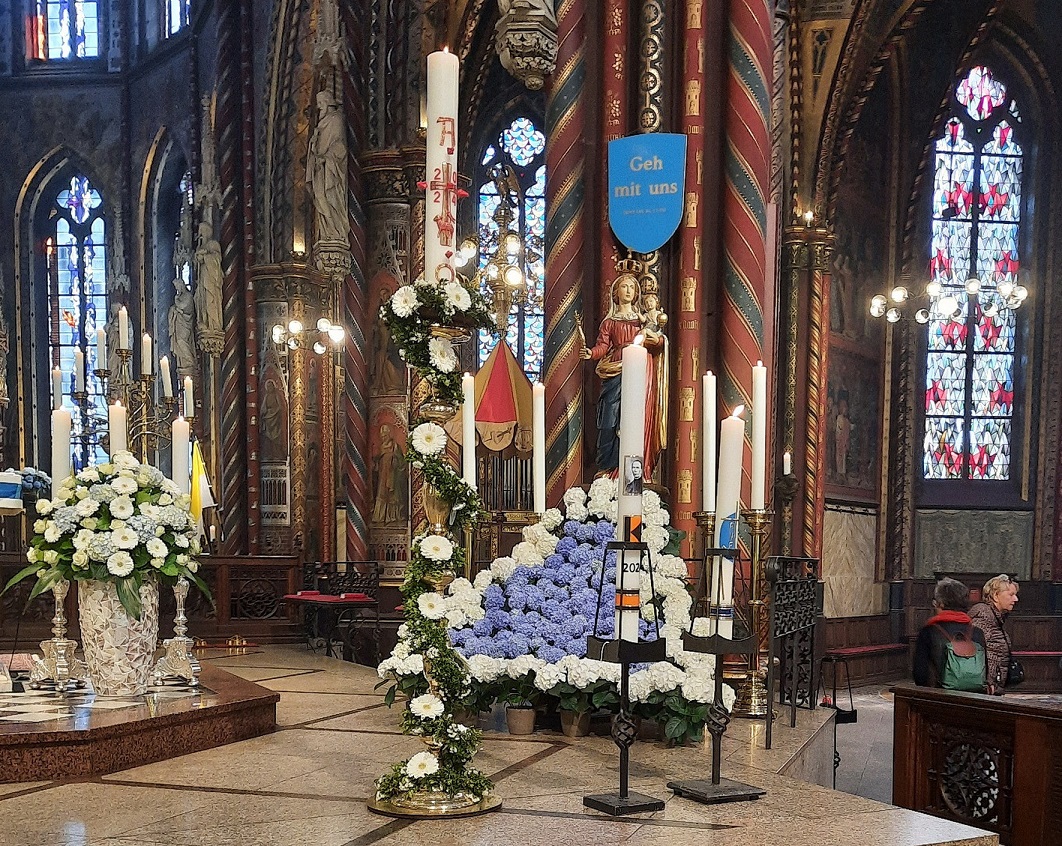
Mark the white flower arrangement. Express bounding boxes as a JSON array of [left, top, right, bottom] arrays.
[[428, 336, 458, 373], [410, 422, 447, 456], [390, 285, 420, 318], [405, 751, 440, 779], [409, 693, 446, 719]]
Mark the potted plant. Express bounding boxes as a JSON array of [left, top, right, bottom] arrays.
[[4, 451, 210, 696], [501, 671, 540, 735]]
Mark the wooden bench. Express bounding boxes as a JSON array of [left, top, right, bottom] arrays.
[[1011, 650, 1062, 692]]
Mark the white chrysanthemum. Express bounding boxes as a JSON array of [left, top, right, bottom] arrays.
[[390, 285, 420, 317], [419, 534, 454, 562], [443, 281, 472, 312], [410, 422, 447, 456], [146, 538, 169, 558], [73, 528, 95, 550], [43, 523, 62, 543], [74, 497, 100, 518], [405, 751, 439, 779], [417, 593, 446, 620], [409, 693, 445, 719], [428, 337, 458, 373], [111, 526, 140, 550], [36, 498, 55, 515], [109, 496, 135, 520], [106, 551, 135, 577], [112, 451, 139, 469], [110, 476, 139, 496]]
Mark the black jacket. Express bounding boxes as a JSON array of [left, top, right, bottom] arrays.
[[913, 617, 988, 689]]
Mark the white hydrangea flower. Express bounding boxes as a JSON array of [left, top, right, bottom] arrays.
[[443, 281, 472, 312], [419, 534, 454, 562], [405, 751, 439, 779], [587, 476, 616, 502], [410, 422, 447, 456], [490, 556, 517, 582], [106, 551, 135, 577], [417, 593, 446, 620], [109, 496, 135, 520], [473, 569, 493, 590], [409, 693, 445, 719], [562, 486, 588, 508], [540, 508, 563, 531], [643, 524, 669, 555], [390, 285, 420, 318], [428, 337, 458, 373], [510, 541, 543, 566], [565, 501, 589, 522]]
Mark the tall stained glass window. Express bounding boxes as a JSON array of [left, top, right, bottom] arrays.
[[48, 175, 107, 467], [476, 116, 546, 382], [27, 1, 101, 61], [165, 0, 191, 36], [924, 66, 1023, 481]]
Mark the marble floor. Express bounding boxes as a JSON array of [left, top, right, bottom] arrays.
[[0, 647, 996, 846], [833, 686, 896, 805]]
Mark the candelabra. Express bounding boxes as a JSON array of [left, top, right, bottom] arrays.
[[271, 316, 346, 355], [731, 509, 773, 718], [870, 273, 1027, 325], [152, 576, 201, 686], [28, 579, 88, 691]]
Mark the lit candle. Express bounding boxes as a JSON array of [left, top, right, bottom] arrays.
[[96, 328, 107, 373], [51, 366, 63, 411], [532, 382, 546, 514], [712, 405, 746, 638], [109, 401, 128, 455], [51, 407, 72, 484], [171, 417, 191, 494], [783, 450, 792, 476], [462, 372, 476, 491], [73, 349, 85, 393], [425, 48, 459, 285], [160, 356, 173, 398], [751, 360, 768, 510], [615, 337, 648, 643], [118, 306, 130, 350], [141, 334, 153, 377], [701, 371, 716, 512], [183, 377, 194, 418]]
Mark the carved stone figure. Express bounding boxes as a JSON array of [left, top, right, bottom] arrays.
[[495, 0, 558, 90], [194, 221, 223, 345], [168, 277, 198, 376], [307, 90, 348, 245]]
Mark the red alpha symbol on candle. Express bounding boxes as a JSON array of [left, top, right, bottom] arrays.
[[430, 162, 459, 247], [437, 116, 456, 154]]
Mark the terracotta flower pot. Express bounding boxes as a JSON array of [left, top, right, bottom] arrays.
[[505, 705, 536, 735], [559, 710, 591, 738]]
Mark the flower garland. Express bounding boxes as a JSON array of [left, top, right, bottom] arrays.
[[379, 276, 494, 407]]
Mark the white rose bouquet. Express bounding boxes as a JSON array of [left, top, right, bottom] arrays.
[[4, 451, 211, 619]]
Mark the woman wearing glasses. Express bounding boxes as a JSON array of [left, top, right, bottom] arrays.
[[969, 574, 1020, 694]]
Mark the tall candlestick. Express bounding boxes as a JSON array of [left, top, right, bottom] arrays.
[[783, 450, 792, 476], [183, 377, 194, 418], [73, 349, 85, 393], [532, 382, 546, 514], [751, 360, 768, 510], [160, 356, 173, 398], [51, 408, 72, 483], [96, 328, 107, 374], [615, 338, 648, 643], [172, 417, 191, 494], [109, 401, 128, 455], [51, 366, 63, 411], [118, 306, 130, 350], [141, 334, 153, 377], [462, 372, 476, 490], [425, 48, 460, 285], [701, 371, 716, 512], [712, 405, 746, 638]]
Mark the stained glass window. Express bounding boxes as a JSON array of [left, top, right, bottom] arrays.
[[924, 66, 1022, 481], [27, 1, 101, 61], [165, 0, 191, 36], [475, 116, 546, 382], [48, 175, 107, 468]]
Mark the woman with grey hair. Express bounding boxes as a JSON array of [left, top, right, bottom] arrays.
[[913, 577, 987, 691], [969, 574, 1020, 693]]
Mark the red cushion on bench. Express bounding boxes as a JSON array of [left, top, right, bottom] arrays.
[[1012, 651, 1062, 657], [825, 644, 907, 658]]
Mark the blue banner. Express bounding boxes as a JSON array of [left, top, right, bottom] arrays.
[[608, 134, 687, 254]]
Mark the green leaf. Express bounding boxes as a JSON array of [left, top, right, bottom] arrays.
[[3, 562, 44, 594], [115, 577, 143, 619], [27, 569, 64, 602], [664, 716, 688, 740], [384, 685, 396, 707]]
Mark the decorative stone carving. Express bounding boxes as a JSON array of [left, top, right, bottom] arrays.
[[196, 94, 222, 228], [169, 276, 199, 376], [313, 0, 345, 70], [307, 89, 349, 246], [495, 0, 558, 90], [194, 221, 224, 355], [107, 208, 130, 295]]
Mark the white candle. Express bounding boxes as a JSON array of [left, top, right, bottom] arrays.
[[73, 349, 85, 393], [109, 401, 128, 455], [425, 48, 459, 284], [50, 408, 72, 484], [751, 360, 768, 510], [183, 377, 194, 417], [141, 334, 153, 377], [701, 371, 716, 512], [118, 306, 130, 350], [462, 372, 476, 491], [209, 524, 217, 543], [96, 328, 107, 373], [615, 338, 648, 643], [160, 356, 173, 398], [51, 366, 63, 411], [172, 416, 191, 494], [532, 382, 546, 514], [783, 450, 792, 476], [712, 405, 746, 638]]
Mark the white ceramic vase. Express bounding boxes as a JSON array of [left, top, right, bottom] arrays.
[[78, 578, 159, 696]]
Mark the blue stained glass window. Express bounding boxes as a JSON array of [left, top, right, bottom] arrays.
[[476, 116, 547, 382], [30, 0, 100, 61], [48, 175, 107, 468], [923, 66, 1023, 482]]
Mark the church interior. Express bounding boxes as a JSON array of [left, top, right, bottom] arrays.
[[0, 0, 1060, 844]]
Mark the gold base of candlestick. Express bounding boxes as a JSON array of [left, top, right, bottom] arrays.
[[731, 670, 770, 718], [368, 792, 501, 818]]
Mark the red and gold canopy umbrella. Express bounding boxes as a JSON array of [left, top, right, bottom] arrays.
[[446, 341, 533, 455]]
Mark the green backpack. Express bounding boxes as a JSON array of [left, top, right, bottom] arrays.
[[934, 625, 986, 692]]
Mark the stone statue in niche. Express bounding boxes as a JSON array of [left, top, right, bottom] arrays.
[[307, 90, 349, 245], [168, 277, 198, 377], [104, 303, 127, 386], [194, 221, 224, 351]]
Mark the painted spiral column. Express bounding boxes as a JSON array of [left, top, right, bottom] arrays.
[[802, 233, 832, 558], [599, 0, 630, 303], [544, 0, 588, 505], [720, 0, 773, 500]]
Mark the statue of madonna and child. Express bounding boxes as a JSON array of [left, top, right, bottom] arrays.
[[580, 261, 669, 481]]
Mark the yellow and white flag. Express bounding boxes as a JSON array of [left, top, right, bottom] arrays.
[[190, 439, 216, 540]]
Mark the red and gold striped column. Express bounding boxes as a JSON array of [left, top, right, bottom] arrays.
[[599, 0, 630, 302], [803, 233, 832, 558], [544, 0, 589, 505], [720, 0, 773, 502]]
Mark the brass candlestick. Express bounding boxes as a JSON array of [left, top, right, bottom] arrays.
[[152, 576, 201, 686], [731, 509, 772, 718], [693, 510, 716, 620]]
